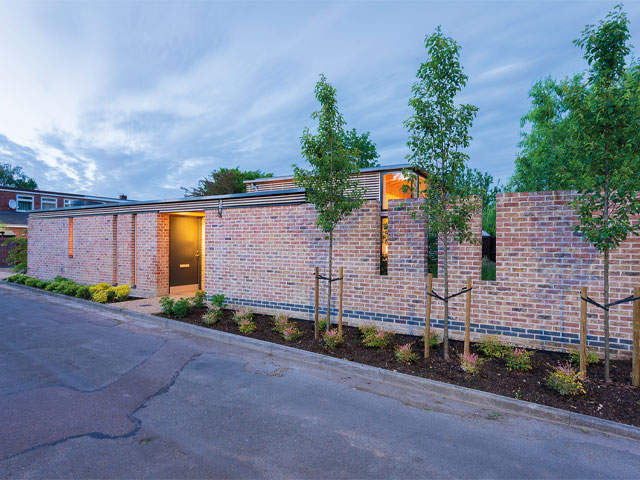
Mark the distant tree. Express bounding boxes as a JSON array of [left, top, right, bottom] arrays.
[[404, 27, 479, 360], [341, 128, 380, 168], [182, 167, 272, 197], [0, 163, 38, 190], [455, 167, 500, 236], [293, 74, 365, 333], [2, 233, 27, 273], [563, 5, 640, 381]]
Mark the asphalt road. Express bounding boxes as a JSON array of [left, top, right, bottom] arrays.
[[1, 285, 639, 479]]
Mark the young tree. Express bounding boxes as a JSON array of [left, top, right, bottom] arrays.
[[0, 163, 38, 190], [2, 233, 27, 273], [563, 6, 640, 381], [182, 167, 272, 197], [293, 74, 365, 332], [404, 27, 479, 359]]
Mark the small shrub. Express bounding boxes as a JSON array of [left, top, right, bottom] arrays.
[[318, 317, 328, 331], [395, 343, 418, 364], [112, 284, 130, 302], [233, 307, 253, 324], [477, 335, 511, 359], [89, 283, 111, 294], [36, 280, 49, 289], [272, 314, 290, 333], [159, 296, 175, 316], [203, 308, 222, 326], [362, 327, 394, 349], [45, 282, 58, 292], [505, 348, 533, 372], [192, 291, 206, 309], [25, 278, 39, 288], [358, 323, 378, 339], [282, 325, 301, 341], [172, 298, 192, 319], [53, 282, 69, 294], [322, 328, 344, 349], [210, 293, 226, 309], [14, 274, 29, 285], [238, 317, 257, 334], [568, 349, 599, 368], [62, 283, 79, 296], [460, 352, 485, 375], [76, 285, 91, 299], [92, 290, 108, 303], [545, 362, 586, 396], [422, 329, 441, 349], [54, 275, 70, 283]]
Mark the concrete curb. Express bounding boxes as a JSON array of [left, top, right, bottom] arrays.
[[3, 280, 640, 442]]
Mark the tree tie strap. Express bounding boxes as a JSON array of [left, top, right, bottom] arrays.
[[316, 274, 343, 283], [427, 287, 473, 303], [580, 294, 640, 311]]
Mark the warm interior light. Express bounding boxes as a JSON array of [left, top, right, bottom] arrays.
[[382, 173, 412, 209]]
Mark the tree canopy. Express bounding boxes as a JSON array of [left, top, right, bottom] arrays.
[[341, 128, 380, 169], [182, 167, 272, 197], [0, 163, 38, 190]]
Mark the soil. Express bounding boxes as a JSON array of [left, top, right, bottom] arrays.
[[160, 308, 640, 428]]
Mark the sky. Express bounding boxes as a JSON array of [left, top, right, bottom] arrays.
[[0, 1, 638, 201]]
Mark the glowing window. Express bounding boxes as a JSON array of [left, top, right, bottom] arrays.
[[68, 218, 74, 258], [380, 217, 388, 275], [382, 173, 412, 210]]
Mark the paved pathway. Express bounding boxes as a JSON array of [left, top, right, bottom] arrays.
[[1, 284, 639, 479]]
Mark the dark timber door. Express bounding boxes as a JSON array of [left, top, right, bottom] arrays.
[[169, 215, 201, 288]]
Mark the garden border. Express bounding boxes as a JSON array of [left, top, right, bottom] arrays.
[[2, 280, 640, 443]]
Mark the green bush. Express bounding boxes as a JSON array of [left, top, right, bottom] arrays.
[[210, 294, 226, 309], [233, 308, 253, 324], [282, 324, 301, 341], [76, 285, 91, 299], [568, 349, 599, 367], [172, 298, 192, 319], [62, 283, 79, 296], [25, 278, 39, 288], [7, 274, 28, 284], [505, 348, 533, 372], [53, 282, 69, 294], [477, 335, 511, 359], [322, 328, 344, 349], [36, 280, 49, 289], [45, 282, 58, 292], [159, 297, 175, 316], [460, 352, 485, 375], [273, 314, 290, 333], [361, 326, 394, 349], [395, 343, 418, 364], [2, 236, 27, 273], [54, 275, 71, 283], [192, 291, 206, 309], [481, 256, 496, 281]]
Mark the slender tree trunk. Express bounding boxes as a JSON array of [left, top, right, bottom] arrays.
[[603, 181, 611, 382], [443, 234, 449, 360], [327, 230, 333, 332], [604, 247, 610, 382]]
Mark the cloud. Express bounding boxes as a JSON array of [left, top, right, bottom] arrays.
[[0, 1, 638, 198]]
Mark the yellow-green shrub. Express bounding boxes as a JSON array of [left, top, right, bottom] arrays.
[[89, 283, 111, 294], [92, 290, 109, 303], [112, 284, 130, 301]]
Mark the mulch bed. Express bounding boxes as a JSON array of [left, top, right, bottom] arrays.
[[159, 308, 640, 428]]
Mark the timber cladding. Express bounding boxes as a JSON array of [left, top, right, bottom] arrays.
[[26, 190, 639, 355]]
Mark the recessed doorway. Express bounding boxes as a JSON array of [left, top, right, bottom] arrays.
[[169, 212, 204, 295]]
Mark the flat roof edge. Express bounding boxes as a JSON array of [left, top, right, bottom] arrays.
[[243, 163, 413, 184]]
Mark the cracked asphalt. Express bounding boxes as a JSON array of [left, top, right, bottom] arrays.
[[1, 285, 639, 479]]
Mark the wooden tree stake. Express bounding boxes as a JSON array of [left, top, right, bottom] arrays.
[[580, 287, 588, 376], [338, 267, 344, 337], [425, 273, 433, 359], [633, 286, 640, 387], [314, 267, 319, 340], [464, 276, 472, 356]]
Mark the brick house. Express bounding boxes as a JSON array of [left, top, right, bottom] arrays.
[[26, 164, 639, 355], [0, 186, 128, 265]]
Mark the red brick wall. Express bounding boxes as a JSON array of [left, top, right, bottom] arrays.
[[27, 191, 639, 355]]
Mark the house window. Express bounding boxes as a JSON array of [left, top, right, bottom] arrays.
[[68, 218, 74, 258], [381, 173, 412, 210], [41, 197, 57, 210], [63, 199, 73, 207], [380, 217, 388, 275], [16, 195, 34, 212]]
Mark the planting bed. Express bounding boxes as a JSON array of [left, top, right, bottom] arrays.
[[164, 308, 639, 427]]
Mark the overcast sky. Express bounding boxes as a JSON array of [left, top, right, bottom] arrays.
[[0, 1, 638, 200]]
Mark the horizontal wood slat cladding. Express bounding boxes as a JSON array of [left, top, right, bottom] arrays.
[[29, 192, 307, 218], [248, 172, 380, 200]]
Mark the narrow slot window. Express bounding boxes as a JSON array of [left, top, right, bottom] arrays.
[[68, 218, 74, 258], [113, 215, 118, 284], [427, 232, 438, 278], [380, 217, 388, 275]]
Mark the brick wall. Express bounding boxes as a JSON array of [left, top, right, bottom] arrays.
[[27, 190, 639, 355]]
